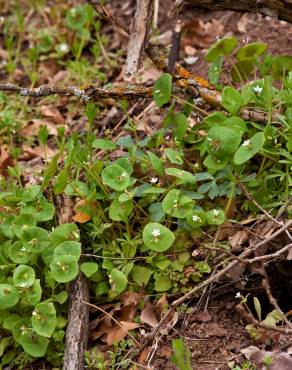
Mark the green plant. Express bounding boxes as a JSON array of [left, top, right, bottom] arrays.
[[170, 337, 192, 370]]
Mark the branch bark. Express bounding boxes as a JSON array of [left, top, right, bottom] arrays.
[[173, 0, 292, 24], [55, 196, 90, 370], [125, 0, 153, 77]]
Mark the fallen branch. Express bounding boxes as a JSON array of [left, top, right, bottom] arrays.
[[55, 195, 90, 370], [125, 0, 153, 77], [0, 83, 152, 101]]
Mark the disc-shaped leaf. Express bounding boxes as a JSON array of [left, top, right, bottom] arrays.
[[32, 302, 56, 337], [153, 73, 172, 107], [50, 255, 79, 283], [272, 56, 292, 79], [154, 273, 172, 292], [203, 155, 229, 172], [231, 60, 254, 82], [222, 86, 242, 115], [9, 241, 31, 264], [50, 223, 79, 246], [162, 189, 193, 218], [236, 43, 267, 61], [234, 133, 265, 165], [205, 37, 237, 62], [13, 265, 35, 288], [223, 116, 247, 136], [165, 168, 196, 184], [0, 284, 19, 309], [20, 279, 42, 306], [20, 227, 51, 253], [206, 209, 225, 225], [186, 210, 206, 228], [22, 201, 55, 222], [206, 127, 241, 159], [12, 214, 37, 238], [80, 262, 99, 278], [109, 268, 128, 294], [132, 265, 153, 287], [102, 164, 130, 191], [53, 241, 81, 261], [20, 329, 49, 357], [109, 198, 133, 222], [21, 185, 41, 202], [143, 223, 175, 252]]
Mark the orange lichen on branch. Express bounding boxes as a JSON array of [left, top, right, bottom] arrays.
[[174, 65, 211, 89]]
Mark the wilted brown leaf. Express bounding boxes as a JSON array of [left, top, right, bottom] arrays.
[[41, 106, 65, 125]]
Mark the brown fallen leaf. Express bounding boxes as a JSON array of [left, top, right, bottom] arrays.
[[229, 229, 249, 252], [106, 321, 140, 345], [192, 310, 212, 323], [41, 106, 65, 125], [21, 119, 59, 137]]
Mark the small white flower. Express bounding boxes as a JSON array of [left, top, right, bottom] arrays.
[[19, 283, 26, 287], [192, 215, 201, 222], [58, 43, 69, 53], [235, 292, 241, 299], [213, 209, 220, 216], [253, 85, 263, 94], [154, 89, 160, 94], [151, 228, 161, 237], [150, 177, 158, 184], [121, 172, 128, 178], [242, 139, 250, 147], [20, 247, 27, 252], [274, 138, 278, 144], [32, 310, 38, 316]]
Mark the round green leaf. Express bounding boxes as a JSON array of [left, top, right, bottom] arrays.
[[165, 168, 196, 184], [102, 164, 130, 191], [9, 241, 31, 264], [205, 37, 237, 62], [50, 255, 79, 283], [154, 273, 172, 292], [20, 227, 51, 253], [20, 329, 49, 357], [222, 86, 242, 115], [153, 73, 172, 107], [22, 201, 55, 222], [234, 132, 265, 165], [12, 214, 37, 238], [109, 268, 127, 294], [0, 284, 20, 309], [32, 302, 56, 337], [206, 127, 241, 159], [236, 43, 267, 61], [50, 223, 79, 246], [132, 265, 153, 287], [80, 262, 99, 278], [231, 60, 254, 82], [223, 116, 247, 136], [53, 241, 81, 261], [203, 155, 229, 172], [20, 279, 42, 306], [206, 209, 225, 225], [13, 265, 35, 288], [186, 210, 206, 228], [143, 223, 175, 252], [109, 198, 133, 222], [272, 56, 292, 79], [162, 189, 193, 218], [92, 139, 117, 150]]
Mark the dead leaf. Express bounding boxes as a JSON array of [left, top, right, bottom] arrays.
[[72, 212, 91, 223], [192, 311, 211, 323], [237, 14, 250, 33], [73, 199, 95, 223], [241, 346, 292, 370], [157, 345, 172, 358], [41, 106, 65, 125], [229, 229, 249, 252], [202, 322, 228, 337], [182, 19, 224, 49], [140, 301, 159, 328], [106, 321, 140, 345], [21, 119, 59, 137], [138, 346, 151, 365], [120, 291, 141, 306]]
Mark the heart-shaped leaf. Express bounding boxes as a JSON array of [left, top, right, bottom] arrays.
[[53, 241, 81, 261], [236, 43, 267, 61], [205, 37, 237, 62], [80, 262, 99, 278]]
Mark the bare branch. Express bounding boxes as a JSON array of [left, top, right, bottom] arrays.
[[125, 0, 154, 77]]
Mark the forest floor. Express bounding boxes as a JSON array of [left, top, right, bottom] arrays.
[[0, 1, 292, 369]]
